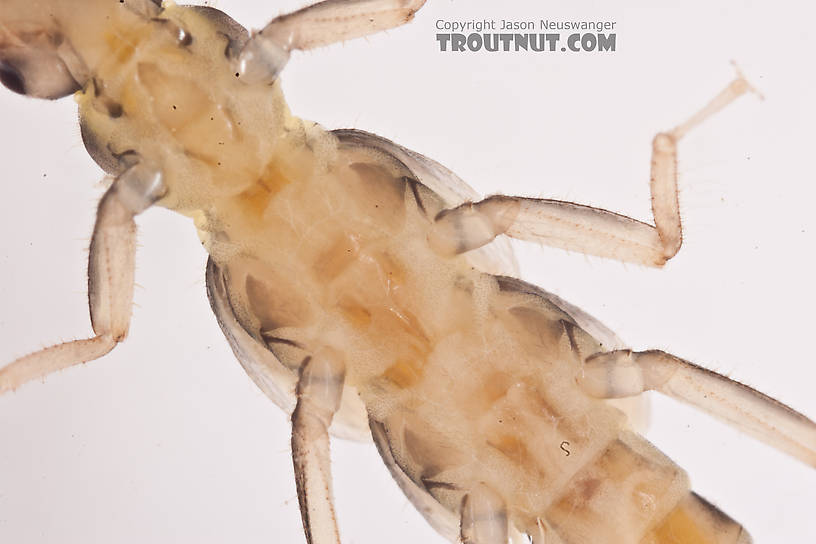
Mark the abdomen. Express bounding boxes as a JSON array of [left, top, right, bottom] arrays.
[[205, 130, 749, 543]]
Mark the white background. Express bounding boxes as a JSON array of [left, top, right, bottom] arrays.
[[2, 0, 815, 542]]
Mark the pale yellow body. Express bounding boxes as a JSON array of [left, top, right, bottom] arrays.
[[41, 4, 690, 540], [67, 5, 700, 541], [4, 2, 810, 543]]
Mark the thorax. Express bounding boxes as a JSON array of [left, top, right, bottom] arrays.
[[75, 5, 298, 213]]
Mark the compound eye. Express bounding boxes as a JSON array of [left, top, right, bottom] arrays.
[[0, 52, 80, 99], [0, 62, 25, 95], [0, 32, 83, 100]]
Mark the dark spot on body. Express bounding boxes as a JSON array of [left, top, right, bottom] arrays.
[[107, 102, 123, 118], [561, 320, 581, 357], [405, 177, 427, 215], [420, 477, 457, 492], [260, 333, 303, 350], [577, 478, 601, 501]]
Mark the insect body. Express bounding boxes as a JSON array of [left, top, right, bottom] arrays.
[[1, 1, 815, 543]]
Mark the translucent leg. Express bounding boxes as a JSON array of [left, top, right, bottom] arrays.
[[428, 72, 759, 267], [460, 484, 508, 544], [237, 0, 427, 84], [292, 350, 346, 544], [0, 162, 164, 394], [578, 348, 816, 468]]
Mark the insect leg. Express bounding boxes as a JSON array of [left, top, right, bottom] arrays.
[[0, 162, 165, 394], [529, 517, 565, 544], [236, 0, 427, 84], [577, 349, 816, 468], [292, 350, 346, 544], [428, 72, 758, 267], [459, 484, 508, 544]]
